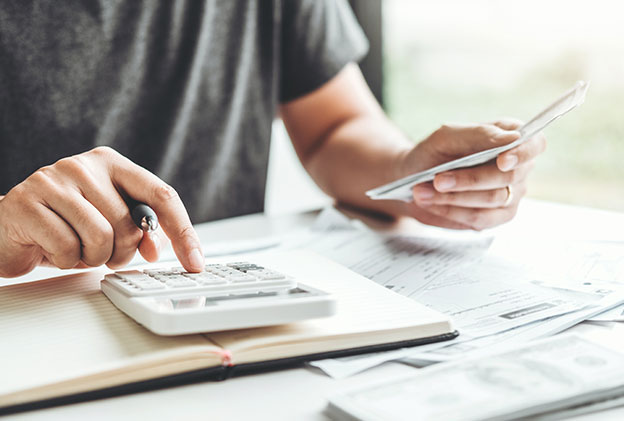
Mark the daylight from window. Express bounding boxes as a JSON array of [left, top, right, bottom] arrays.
[[384, 0, 624, 210]]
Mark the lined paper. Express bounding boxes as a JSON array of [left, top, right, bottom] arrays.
[[0, 270, 213, 401]]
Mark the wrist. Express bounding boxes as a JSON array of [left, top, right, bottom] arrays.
[[390, 146, 414, 182]]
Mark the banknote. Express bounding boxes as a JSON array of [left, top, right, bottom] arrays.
[[326, 335, 624, 421]]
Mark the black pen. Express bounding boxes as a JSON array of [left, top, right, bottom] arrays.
[[130, 202, 158, 233]]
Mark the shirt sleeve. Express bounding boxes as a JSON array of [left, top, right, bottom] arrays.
[[279, 0, 370, 103]]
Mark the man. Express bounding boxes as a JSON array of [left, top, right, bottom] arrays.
[[0, 0, 545, 278]]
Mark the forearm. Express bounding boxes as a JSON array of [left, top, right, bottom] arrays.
[[303, 114, 412, 216], [282, 64, 543, 231]]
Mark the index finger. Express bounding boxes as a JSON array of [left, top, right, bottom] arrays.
[[103, 149, 204, 272], [496, 132, 547, 172]]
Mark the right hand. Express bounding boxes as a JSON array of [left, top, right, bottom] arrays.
[[0, 146, 204, 278]]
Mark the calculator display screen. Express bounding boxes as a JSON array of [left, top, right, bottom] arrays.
[[155, 287, 320, 310]]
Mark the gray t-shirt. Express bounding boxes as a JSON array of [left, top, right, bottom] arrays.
[[0, 0, 368, 223]]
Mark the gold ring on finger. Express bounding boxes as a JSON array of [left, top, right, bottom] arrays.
[[503, 185, 513, 207]]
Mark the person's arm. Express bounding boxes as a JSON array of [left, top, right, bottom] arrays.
[[280, 63, 546, 230], [0, 147, 204, 278]]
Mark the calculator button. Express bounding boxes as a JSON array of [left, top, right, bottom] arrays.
[[105, 274, 126, 283], [199, 274, 228, 284], [152, 274, 182, 282], [115, 270, 152, 282], [166, 281, 198, 288], [104, 261, 295, 297], [143, 269, 170, 276], [198, 279, 228, 286], [164, 276, 198, 287], [227, 262, 264, 272], [181, 273, 204, 280], [135, 282, 165, 290], [226, 262, 247, 267], [205, 264, 227, 271]]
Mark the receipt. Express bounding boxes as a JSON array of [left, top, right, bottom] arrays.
[[367, 80, 589, 201]]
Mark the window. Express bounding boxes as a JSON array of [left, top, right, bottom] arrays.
[[383, 0, 624, 211]]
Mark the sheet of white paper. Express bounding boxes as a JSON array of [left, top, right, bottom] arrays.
[[588, 304, 624, 322], [307, 340, 456, 379], [301, 230, 587, 338], [487, 238, 624, 286], [404, 283, 624, 363], [301, 230, 492, 295], [488, 239, 624, 324], [407, 261, 591, 338], [327, 335, 624, 421]]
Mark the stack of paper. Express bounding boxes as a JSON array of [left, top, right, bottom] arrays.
[[288, 207, 624, 378]]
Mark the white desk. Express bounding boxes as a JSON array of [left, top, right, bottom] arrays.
[[5, 199, 624, 421]]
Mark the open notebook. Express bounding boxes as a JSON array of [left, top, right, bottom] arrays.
[[0, 251, 455, 413]]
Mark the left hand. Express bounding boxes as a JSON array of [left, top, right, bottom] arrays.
[[397, 118, 546, 230]]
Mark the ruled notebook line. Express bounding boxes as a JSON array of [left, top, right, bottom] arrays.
[[0, 270, 212, 397]]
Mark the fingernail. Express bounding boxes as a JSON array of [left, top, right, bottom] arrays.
[[188, 248, 204, 271], [500, 154, 518, 171], [413, 185, 434, 201], [436, 174, 456, 190]]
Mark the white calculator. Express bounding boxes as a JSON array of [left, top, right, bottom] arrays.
[[101, 261, 336, 335]]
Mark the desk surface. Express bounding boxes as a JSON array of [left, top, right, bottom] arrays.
[[5, 199, 624, 421]]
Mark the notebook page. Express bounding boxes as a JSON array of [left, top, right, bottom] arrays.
[[206, 251, 453, 362], [0, 270, 215, 400]]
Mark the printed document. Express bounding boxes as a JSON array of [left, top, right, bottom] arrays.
[[405, 279, 624, 363], [298, 208, 624, 378], [300, 229, 588, 338]]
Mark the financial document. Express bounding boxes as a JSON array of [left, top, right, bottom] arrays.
[[297, 207, 624, 378], [301, 229, 491, 298], [326, 335, 624, 421], [405, 280, 624, 363], [300, 229, 588, 338], [408, 261, 591, 338]]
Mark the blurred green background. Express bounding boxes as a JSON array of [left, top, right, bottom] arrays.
[[383, 0, 624, 211]]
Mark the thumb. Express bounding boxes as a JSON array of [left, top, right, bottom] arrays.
[[138, 229, 164, 263], [440, 123, 521, 158]]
